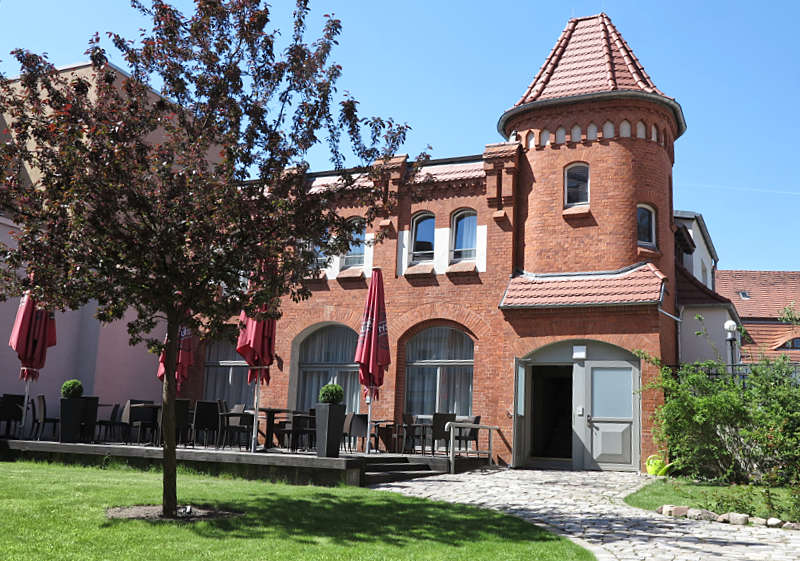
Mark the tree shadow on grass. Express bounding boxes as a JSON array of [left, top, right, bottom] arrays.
[[101, 490, 562, 549]]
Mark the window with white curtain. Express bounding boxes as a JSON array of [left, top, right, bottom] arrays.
[[451, 209, 477, 261], [405, 326, 473, 417], [341, 220, 365, 269], [204, 340, 254, 408], [297, 325, 360, 413]]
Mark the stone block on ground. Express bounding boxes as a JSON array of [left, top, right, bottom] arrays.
[[717, 512, 730, 523], [750, 516, 767, 526], [766, 517, 783, 528], [729, 513, 749, 525], [782, 522, 800, 530], [687, 508, 718, 521]]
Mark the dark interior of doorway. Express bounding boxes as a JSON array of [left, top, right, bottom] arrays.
[[531, 365, 572, 459]]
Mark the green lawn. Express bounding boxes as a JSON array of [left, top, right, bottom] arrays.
[[0, 461, 593, 561], [625, 478, 800, 522]]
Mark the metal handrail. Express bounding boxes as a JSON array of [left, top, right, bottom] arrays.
[[445, 421, 500, 474]]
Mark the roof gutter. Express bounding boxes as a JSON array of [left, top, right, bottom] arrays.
[[497, 90, 687, 140]]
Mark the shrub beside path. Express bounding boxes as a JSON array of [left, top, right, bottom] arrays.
[[372, 469, 800, 561]]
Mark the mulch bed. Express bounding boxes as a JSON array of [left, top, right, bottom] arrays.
[[106, 504, 240, 522]]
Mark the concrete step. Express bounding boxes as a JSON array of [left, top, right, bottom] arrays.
[[363, 469, 446, 486], [364, 462, 432, 472]]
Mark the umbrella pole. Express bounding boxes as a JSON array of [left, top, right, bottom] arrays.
[[365, 387, 373, 455], [19, 378, 30, 439], [251, 379, 260, 453]]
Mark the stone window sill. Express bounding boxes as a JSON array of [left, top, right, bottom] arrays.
[[405, 263, 436, 278], [562, 205, 591, 217], [637, 245, 662, 259], [446, 261, 477, 275], [336, 267, 364, 279]]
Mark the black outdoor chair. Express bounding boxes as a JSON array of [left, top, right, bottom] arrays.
[[274, 412, 316, 452], [401, 413, 425, 453], [429, 413, 456, 455], [120, 399, 156, 444], [0, 394, 25, 437], [341, 413, 355, 451], [190, 400, 221, 447], [220, 403, 253, 450], [154, 398, 192, 446], [454, 415, 481, 454], [96, 403, 120, 442], [31, 394, 59, 440]]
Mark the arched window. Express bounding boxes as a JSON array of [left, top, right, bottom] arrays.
[[620, 120, 631, 138], [341, 219, 365, 268], [565, 163, 589, 206], [570, 124, 582, 143], [405, 326, 474, 417], [410, 212, 435, 263], [587, 123, 598, 141], [539, 129, 550, 147], [636, 121, 646, 139], [555, 127, 567, 144], [779, 338, 800, 350], [637, 205, 656, 246], [526, 131, 535, 149], [451, 209, 477, 261], [651, 124, 658, 142], [298, 325, 360, 413], [602, 121, 615, 139]]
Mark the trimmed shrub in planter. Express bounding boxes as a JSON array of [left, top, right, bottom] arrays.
[[316, 383, 345, 458], [59, 380, 97, 443]]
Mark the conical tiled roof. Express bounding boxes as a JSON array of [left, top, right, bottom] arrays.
[[497, 13, 685, 138], [516, 13, 663, 105]]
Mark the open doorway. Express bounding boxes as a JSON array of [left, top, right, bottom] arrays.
[[531, 365, 572, 459]]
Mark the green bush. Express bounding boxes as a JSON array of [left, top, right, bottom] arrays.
[[60, 379, 84, 399], [648, 356, 800, 485], [318, 383, 344, 404]]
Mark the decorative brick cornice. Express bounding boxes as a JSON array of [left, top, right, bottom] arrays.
[[483, 141, 520, 210]]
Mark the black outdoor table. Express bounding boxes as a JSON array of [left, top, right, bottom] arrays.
[[245, 407, 299, 451]]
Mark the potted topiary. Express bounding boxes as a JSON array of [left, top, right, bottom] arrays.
[[315, 383, 346, 458], [59, 379, 84, 443]]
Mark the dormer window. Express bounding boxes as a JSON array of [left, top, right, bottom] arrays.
[[341, 219, 365, 269], [737, 290, 750, 300], [637, 205, 656, 246], [410, 213, 435, 263], [451, 209, 477, 261], [565, 163, 589, 206], [779, 337, 800, 350]]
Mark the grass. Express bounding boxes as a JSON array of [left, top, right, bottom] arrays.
[[0, 460, 594, 561], [625, 478, 800, 521]]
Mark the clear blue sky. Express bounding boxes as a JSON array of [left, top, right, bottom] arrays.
[[1, 0, 798, 271]]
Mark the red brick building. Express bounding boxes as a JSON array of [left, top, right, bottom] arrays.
[[199, 13, 707, 471]]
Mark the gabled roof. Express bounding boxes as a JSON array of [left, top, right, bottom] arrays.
[[497, 13, 686, 138], [500, 262, 665, 309], [674, 210, 718, 263], [716, 270, 800, 320]]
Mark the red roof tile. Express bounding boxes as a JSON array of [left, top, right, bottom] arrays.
[[514, 13, 665, 106], [500, 262, 665, 309], [715, 270, 800, 319]]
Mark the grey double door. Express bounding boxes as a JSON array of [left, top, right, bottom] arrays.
[[513, 356, 639, 471]]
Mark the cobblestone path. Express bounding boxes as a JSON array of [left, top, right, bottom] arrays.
[[371, 469, 800, 561]]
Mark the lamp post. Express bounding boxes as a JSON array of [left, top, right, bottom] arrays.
[[724, 319, 738, 373]]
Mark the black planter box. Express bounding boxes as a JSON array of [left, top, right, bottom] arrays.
[[315, 403, 345, 458], [60, 396, 99, 443]]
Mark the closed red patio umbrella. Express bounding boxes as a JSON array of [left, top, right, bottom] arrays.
[[354, 267, 390, 454], [236, 308, 276, 452], [8, 292, 57, 436], [156, 326, 194, 392]]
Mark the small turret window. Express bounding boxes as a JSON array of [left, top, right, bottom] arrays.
[[555, 127, 567, 144], [602, 121, 615, 139], [636, 121, 646, 138], [637, 205, 656, 246], [571, 125, 582, 142], [565, 163, 589, 207], [620, 120, 631, 138], [587, 123, 598, 141]]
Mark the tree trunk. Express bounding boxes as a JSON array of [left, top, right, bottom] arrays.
[[161, 317, 180, 518]]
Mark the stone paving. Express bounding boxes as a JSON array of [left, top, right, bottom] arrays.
[[371, 469, 800, 561]]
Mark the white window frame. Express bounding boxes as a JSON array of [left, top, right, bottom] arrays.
[[564, 163, 590, 207], [341, 219, 365, 269], [450, 209, 477, 263], [636, 204, 656, 247], [409, 212, 435, 265]]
